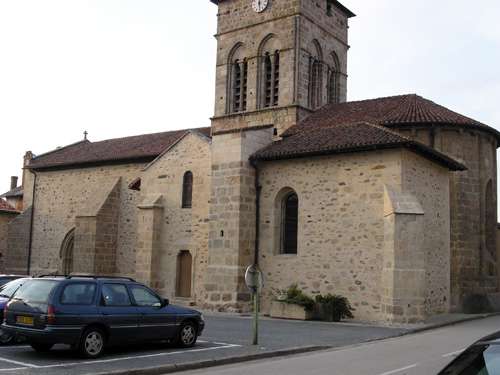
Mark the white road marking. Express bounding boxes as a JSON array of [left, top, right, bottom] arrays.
[[0, 367, 28, 372], [378, 363, 418, 375], [0, 340, 241, 372], [31, 343, 242, 370], [0, 355, 39, 368], [442, 349, 465, 358]]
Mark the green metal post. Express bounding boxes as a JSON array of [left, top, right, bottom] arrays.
[[253, 289, 259, 345]]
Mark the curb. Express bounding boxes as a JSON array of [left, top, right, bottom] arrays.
[[94, 345, 331, 375], [404, 312, 500, 335]]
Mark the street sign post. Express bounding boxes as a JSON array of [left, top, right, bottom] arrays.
[[245, 264, 263, 345]]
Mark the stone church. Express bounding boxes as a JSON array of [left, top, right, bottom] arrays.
[[4, 0, 499, 323]]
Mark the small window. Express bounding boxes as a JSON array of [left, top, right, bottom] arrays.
[[101, 284, 132, 307], [262, 51, 280, 108], [0, 278, 26, 299], [130, 285, 161, 307], [182, 171, 193, 208], [281, 192, 299, 254], [326, 0, 334, 16], [61, 283, 96, 305], [14, 280, 58, 304]]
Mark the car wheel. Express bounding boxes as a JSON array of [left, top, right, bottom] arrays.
[[79, 327, 106, 358], [177, 321, 197, 348], [0, 329, 14, 345], [30, 343, 54, 352]]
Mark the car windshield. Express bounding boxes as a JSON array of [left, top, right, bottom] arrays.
[[0, 278, 26, 298], [13, 280, 58, 304], [441, 344, 500, 374]]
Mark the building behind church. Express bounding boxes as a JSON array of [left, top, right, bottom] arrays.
[[3, 0, 499, 324]]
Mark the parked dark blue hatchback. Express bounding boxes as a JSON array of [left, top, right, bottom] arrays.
[[2, 276, 204, 358]]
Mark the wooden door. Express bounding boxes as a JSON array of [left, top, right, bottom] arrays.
[[176, 251, 192, 298]]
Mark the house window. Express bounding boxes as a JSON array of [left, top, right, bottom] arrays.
[[60, 228, 75, 275], [182, 171, 193, 208], [326, 0, 334, 16], [310, 58, 322, 109], [231, 59, 248, 113], [281, 192, 298, 254], [263, 51, 280, 108], [328, 69, 339, 104]]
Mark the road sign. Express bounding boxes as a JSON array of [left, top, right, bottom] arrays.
[[245, 264, 263, 292]]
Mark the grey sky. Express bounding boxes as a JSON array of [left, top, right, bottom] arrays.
[[1, 0, 499, 196]]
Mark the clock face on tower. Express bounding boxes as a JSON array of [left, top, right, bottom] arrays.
[[252, 0, 269, 13]]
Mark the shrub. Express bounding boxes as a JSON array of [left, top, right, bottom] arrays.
[[315, 294, 354, 322], [273, 284, 315, 311]]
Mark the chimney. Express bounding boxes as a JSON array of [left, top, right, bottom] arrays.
[[10, 176, 18, 190]]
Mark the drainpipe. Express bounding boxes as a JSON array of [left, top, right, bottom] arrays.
[[27, 170, 37, 275], [250, 159, 261, 266]]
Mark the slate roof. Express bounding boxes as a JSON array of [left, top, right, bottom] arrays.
[[0, 186, 23, 199], [0, 199, 18, 213], [284, 94, 500, 140], [251, 122, 466, 171], [29, 127, 211, 170]]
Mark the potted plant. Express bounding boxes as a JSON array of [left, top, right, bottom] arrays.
[[315, 294, 354, 322], [270, 284, 315, 320]]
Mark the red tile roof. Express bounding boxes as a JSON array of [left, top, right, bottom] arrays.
[[29, 127, 211, 170], [284, 94, 499, 140], [0, 199, 18, 213], [251, 122, 466, 171]]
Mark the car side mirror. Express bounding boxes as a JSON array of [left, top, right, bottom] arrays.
[[162, 298, 169, 307]]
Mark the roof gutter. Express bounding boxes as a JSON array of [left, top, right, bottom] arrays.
[[250, 159, 262, 267], [27, 170, 37, 275]]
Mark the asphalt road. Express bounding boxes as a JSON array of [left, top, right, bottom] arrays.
[[0, 314, 406, 375], [179, 315, 500, 375], [203, 314, 408, 349]]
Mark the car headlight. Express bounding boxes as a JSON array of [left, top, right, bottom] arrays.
[[200, 314, 205, 322]]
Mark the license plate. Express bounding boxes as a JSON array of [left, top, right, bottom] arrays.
[[16, 316, 34, 326]]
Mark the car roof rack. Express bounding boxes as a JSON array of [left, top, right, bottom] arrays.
[[38, 274, 136, 282]]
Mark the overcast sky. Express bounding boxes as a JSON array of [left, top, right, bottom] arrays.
[[1, 0, 499, 195]]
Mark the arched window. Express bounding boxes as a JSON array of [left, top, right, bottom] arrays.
[[310, 59, 322, 109], [263, 51, 280, 107], [308, 40, 324, 110], [60, 228, 75, 275], [281, 192, 299, 254], [182, 171, 193, 208], [227, 43, 248, 113], [328, 52, 340, 104], [258, 35, 281, 109]]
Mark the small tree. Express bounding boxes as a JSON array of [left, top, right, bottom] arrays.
[[315, 294, 354, 322]]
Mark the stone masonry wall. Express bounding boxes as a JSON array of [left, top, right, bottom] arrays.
[[397, 126, 498, 310], [28, 164, 143, 276], [0, 212, 18, 272], [257, 148, 451, 322], [401, 149, 451, 316], [140, 132, 212, 303], [258, 150, 401, 321], [5, 207, 31, 275], [206, 127, 273, 311]]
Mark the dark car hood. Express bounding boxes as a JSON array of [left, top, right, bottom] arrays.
[[166, 304, 201, 315]]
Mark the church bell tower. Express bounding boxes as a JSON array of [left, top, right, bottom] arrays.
[[210, 0, 354, 135], [205, 0, 355, 310]]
